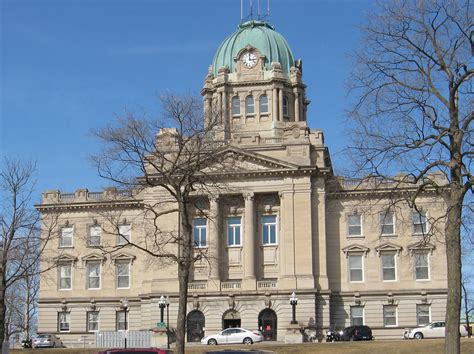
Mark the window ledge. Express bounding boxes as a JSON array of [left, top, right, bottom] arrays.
[[227, 245, 243, 249], [380, 234, 398, 238], [347, 235, 364, 239], [58, 246, 74, 249]]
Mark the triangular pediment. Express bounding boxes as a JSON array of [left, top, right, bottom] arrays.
[[408, 241, 436, 254], [342, 244, 370, 257], [54, 253, 78, 264], [201, 146, 299, 174], [111, 252, 137, 264], [375, 242, 403, 255], [81, 252, 107, 264]]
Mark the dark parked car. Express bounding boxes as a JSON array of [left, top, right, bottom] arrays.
[[339, 325, 373, 341], [97, 349, 172, 354]]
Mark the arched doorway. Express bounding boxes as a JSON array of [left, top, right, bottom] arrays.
[[187, 310, 205, 342], [222, 309, 241, 329], [258, 309, 277, 341]]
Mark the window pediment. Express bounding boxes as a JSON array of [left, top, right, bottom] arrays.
[[408, 241, 435, 255], [375, 242, 403, 256], [55, 254, 78, 264], [111, 252, 136, 264], [81, 252, 107, 264], [342, 244, 370, 258]]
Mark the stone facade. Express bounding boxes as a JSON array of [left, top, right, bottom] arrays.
[[35, 20, 448, 347]]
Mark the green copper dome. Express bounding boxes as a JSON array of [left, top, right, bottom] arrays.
[[212, 20, 295, 77]]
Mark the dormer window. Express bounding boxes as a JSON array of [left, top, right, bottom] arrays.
[[245, 95, 254, 115], [259, 94, 268, 113], [232, 96, 240, 116], [282, 96, 289, 116]]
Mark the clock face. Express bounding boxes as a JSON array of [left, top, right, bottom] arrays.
[[242, 51, 258, 68]]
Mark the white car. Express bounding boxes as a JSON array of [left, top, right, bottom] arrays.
[[404, 321, 468, 339], [201, 328, 263, 345], [32, 334, 63, 348]]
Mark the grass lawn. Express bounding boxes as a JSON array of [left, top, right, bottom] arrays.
[[10, 338, 474, 354]]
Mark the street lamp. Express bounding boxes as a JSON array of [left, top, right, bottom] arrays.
[[120, 298, 129, 349], [289, 292, 298, 324], [166, 296, 170, 349], [158, 296, 166, 323]]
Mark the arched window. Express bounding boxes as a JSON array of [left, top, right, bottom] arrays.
[[245, 95, 255, 114], [282, 96, 289, 116], [259, 94, 268, 113], [187, 310, 205, 342], [231, 96, 240, 116]]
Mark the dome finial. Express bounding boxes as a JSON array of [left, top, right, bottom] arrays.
[[241, 0, 271, 23]]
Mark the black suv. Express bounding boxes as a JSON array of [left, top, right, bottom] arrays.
[[339, 325, 373, 341]]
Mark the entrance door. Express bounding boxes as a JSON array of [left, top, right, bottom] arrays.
[[222, 309, 241, 329], [258, 309, 277, 341], [187, 310, 205, 342]]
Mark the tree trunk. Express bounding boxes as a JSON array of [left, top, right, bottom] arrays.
[[444, 186, 462, 354], [0, 277, 6, 348]]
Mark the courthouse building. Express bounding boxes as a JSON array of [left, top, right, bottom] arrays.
[[36, 19, 449, 346]]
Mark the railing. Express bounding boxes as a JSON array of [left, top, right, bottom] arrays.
[[263, 138, 284, 144], [59, 193, 75, 201], [188, 282, 207, 291], [88, 192, 104, 200], [221, 281, 242, 290], [257, 280, 277, 289]]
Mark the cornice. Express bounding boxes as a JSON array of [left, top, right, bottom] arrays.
[[35, 200, 144, 212], [326, 187, 442, 199]]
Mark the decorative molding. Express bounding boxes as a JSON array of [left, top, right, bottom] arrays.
[[81, 252, 107, 265], [54, 254, 78, 265], [111, 252, 137, 265], [342, 244, 370, 258], [375, 242, 403, 256], [407, 241, 436, 255]]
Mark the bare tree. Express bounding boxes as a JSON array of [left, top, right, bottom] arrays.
[[92, 94, 226, 354], [347, 1, 472, 353], [0, 160, 59, 349], [461, 278, 473, 337]]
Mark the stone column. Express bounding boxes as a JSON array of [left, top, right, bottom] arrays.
[[278, 89, 284, 121], [243, 193, 256, 284], [217, 92, 222, 124], [209, 197, 220, 281], [294, 90, 300, 122], [222, 90, 227, 128], [273, 88, 279, 122]]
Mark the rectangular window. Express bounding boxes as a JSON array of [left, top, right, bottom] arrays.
[[87, 262, 101, 289], [193, 218, 207, 247], [413, 212, 427, 234], [259, 95, 269, 113], [381, 253, 396, 281], [348, 255, 363, 282], [232, 96, 240, 116], [348, 214, 362, 236], [58, 312, 70, 332], [416, 304, 431, 326], [415, 252, 429, 280], [116, 310, 127, 331], [58, 264, 72, 290], [245, 95, 255, 114], [60, 226, 73, 247], [117, 224, 131, 245], [116, 261, 130, 288], [380, 211, 395, 235], [383, 305, 398, 327], [350, 306, 364, 326], [227, 217, 242, 246], [88, 225, 102, 246], [261, 215, 277, 245], [87, 311, 99, 332]]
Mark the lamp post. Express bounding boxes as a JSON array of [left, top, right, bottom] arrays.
[[166, 296, 170, 349], [120, 298, 129, 349], [289, 292, 298, 324], [158, 296, 166, 323]]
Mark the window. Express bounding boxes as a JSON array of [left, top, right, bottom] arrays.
[[348, 255, 363, 282], [87, 311, 99, 332], [245, 95, 254, 114], [381, 253, 396, 281], [348, 214, 362, 236], [259, 94, 268, 113], [88, 225, 102, 246], [227, 217, 242, 246], [413, 211, 427, 234], [282, 96, 289, 116], [116, 310, 127, 331], [117, 224, 131, 246], [415, 252, 429, 280], [261, 215, 277, 245], [58, 312, 70, 332], [116, 261, 130, 288], [383, 306, 397, 327], [416, 304, 430, 325], [60, 226, 73, 247], [58, 264, 72, 290], [231, 96, 240, 116], [350, 306, 364, 326], [193, 218, 207, 247], [87, 262, 101, 289], [380, 211, 395, 235]]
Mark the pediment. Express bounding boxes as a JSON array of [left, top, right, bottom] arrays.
[[201, 146, 299, 174], [408, 241, 436, 255], [111, 252, 137, 264], [55, 254, 78, 264], [342, 244, 370, 257], [375, 242, 403, 255], [81, 252, 107, 264]]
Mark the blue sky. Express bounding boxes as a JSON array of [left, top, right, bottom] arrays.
[[1, 0, 371, 198]]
